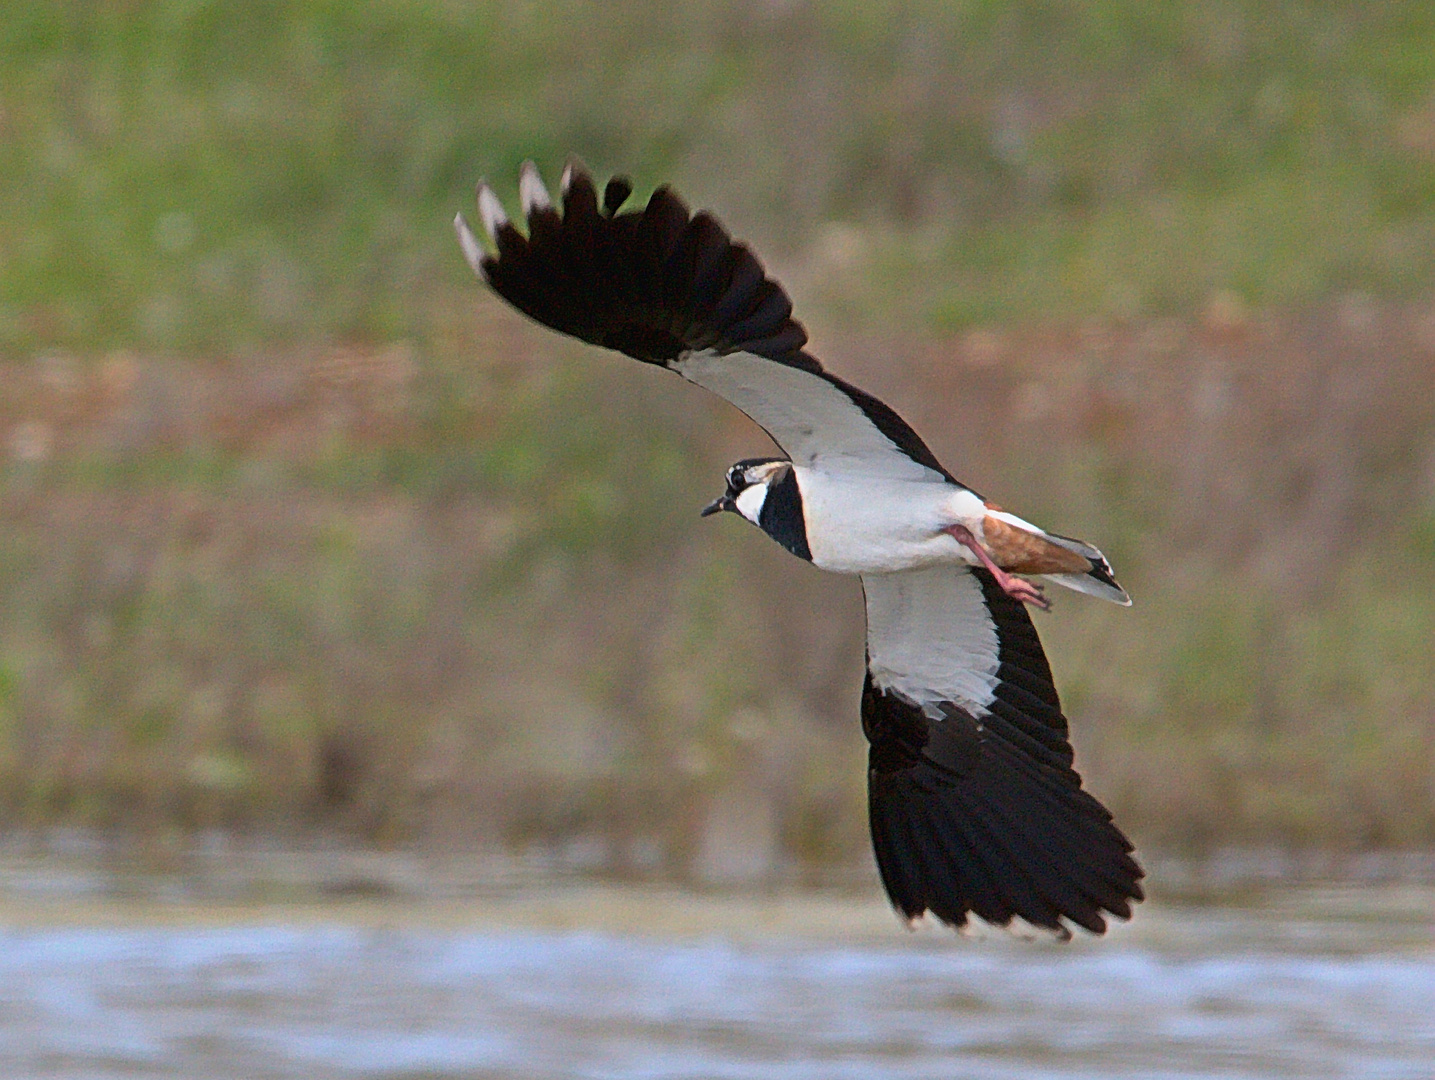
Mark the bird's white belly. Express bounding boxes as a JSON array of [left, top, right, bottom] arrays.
[[794, 469, 985, 575]]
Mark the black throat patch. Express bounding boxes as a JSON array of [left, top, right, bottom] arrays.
[[757, 465, 812, 561]]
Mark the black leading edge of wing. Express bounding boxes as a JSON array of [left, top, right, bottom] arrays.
[[467, 160, 953, 482], [863, 568, 1144, 937]]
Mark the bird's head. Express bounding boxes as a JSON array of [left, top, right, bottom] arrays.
[[700, 457, 791, 527]]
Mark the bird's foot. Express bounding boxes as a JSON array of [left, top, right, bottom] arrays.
[[994, 574, 1050, 610], [941, 524, 1051, 611]]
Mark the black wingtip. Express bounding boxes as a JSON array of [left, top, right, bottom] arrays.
[[863, 676, 1144, 939], [468, 160, 815, 369], [603, 176, 633, 216]]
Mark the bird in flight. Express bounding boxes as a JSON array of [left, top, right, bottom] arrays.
[[456, 161, 1143, 938]]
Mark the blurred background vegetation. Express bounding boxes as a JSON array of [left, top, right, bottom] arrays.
[[2, 1, 1434, 878]]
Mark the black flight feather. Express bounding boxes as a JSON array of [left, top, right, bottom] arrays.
[[860, 567, 1144, 935], [475, 161, 955, 481]]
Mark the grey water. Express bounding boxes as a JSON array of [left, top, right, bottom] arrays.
[[0, 868, 1430, 1079]]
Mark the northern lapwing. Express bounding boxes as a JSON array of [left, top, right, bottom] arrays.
[[456, 161, 1143, 938]]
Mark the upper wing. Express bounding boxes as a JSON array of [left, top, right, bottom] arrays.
[[860, 564, 1143, 936], [456, 160, 952, 482]]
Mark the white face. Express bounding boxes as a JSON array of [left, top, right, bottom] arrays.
[[733, 482, 768, 524], [725, 460, 788, 526]]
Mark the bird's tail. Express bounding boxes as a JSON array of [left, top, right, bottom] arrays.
[[1035, 532, 1131, 605], [980, 510, 1132, 606]]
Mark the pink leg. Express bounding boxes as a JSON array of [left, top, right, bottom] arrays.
[[941, 525, 1050, 610]]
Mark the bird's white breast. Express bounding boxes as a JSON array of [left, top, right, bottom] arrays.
[[793, 468, 986, 574]]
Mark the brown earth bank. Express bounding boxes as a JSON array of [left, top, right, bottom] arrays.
[[1, 830, 1433, 910], [1, 295, 1434, 872]]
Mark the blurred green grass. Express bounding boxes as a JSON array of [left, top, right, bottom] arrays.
[[8, 1, 1435, 353], [2, 2, 1434, 869]]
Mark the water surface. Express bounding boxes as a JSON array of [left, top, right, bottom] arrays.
[[0, 875, 1429, 1079]]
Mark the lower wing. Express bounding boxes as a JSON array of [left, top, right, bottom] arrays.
[[861, 564, 1143, 936]]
